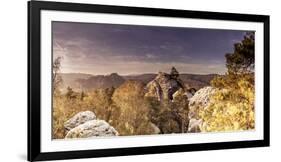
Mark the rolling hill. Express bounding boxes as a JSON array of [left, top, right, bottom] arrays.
[[59, 72, 218, 92]]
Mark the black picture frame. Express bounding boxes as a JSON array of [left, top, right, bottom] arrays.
[[28, 0, 270, 161]]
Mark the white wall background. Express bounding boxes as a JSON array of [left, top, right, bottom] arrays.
[[0, 0, 278, 161]]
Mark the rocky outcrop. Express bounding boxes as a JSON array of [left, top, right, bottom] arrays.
[[187, 86, 217, 132], [64, 111, 96, 131], [172, 87, 197, 101], [145, 67, 186, 101], [64, 111, 118, 138], [65, 120, 119, 138]]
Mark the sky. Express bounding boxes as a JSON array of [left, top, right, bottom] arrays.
[[52, 21, 250, 75]]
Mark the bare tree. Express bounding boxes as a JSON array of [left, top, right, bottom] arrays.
[[53, 56, 63, 92]]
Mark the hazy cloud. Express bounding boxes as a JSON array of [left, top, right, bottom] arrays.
[[52, 21, 250, 75]]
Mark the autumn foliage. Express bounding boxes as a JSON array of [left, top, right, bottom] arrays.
[[199, 32, 255, 132], [52, 32, 256, 138]]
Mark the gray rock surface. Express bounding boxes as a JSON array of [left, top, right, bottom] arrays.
[[65, 120, 119, 138], [64, 111, 96, 131], [188, 118, 203, 133], [188, 86, 217, 119], [187, 86, 217, 132], [145, 69, 186, 101]]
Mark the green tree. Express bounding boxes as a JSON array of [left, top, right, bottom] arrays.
[[66, 86, 77, 99], [225, 32, 255, 74], [80, 91, 87, 101]]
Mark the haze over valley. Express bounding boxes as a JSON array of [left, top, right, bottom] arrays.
[[58, 72, 218, 92]]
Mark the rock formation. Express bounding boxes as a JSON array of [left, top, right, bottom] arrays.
[[145, 67, 187, 101], [65, 120, 119, 138], [187, 86, 217, 132], [64, 111, 96, 131], [64, 111, 118, 138]]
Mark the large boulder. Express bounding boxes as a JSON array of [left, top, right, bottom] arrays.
[[65, 120, 119, 138], [187, 86, 217, 132], [188, 86, 217, 119], [64, 111, 96, 131]]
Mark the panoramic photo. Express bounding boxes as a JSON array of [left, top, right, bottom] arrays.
[[52, 21, 255, 139]]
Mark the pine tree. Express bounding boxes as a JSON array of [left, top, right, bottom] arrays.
[[225, 32, 255, 74], [66, 86, 76, 99]]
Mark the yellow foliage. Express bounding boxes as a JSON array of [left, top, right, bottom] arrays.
[[52, 88, 115, 139], [52, 93, 93, 139], [111, 80, 155, 135], [52, 81, 157, 139], [199, 73, 255, 132]]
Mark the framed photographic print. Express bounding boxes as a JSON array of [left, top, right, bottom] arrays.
[[28, 0, 270, 161]]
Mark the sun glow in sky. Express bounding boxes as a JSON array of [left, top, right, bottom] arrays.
[[53, 21, 250, 75]]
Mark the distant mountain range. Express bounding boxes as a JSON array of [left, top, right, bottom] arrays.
[[58, 72, 218, 92]]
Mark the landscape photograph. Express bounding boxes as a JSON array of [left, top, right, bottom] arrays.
[[52, 21, 255, 139]]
